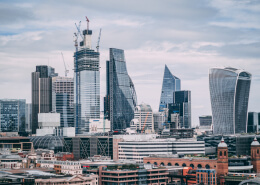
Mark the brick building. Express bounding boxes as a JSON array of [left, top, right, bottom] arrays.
[[251, 136, 260, 173]]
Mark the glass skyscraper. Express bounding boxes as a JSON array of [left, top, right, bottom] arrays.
[[159, 65, 181, 111], [0, 99, 26, 132], [74, 26, 100, 133], [106, 48, 137, 130], [209, 67, 251, 134], [52, 77, 74, 128], [173, 90, 191, 128]]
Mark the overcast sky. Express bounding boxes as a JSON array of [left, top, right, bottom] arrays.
[[0, 0, 260, 126]]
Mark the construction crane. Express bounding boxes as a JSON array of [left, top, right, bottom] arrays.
[[86, 16, 89, 30], [96, 28, 102, 52], [61, 52, 69, 77], [74, 32, 79, 134], [141, 113, 150, 133], [75, 21, 83, 40]]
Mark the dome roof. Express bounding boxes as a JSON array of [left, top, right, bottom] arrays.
[[135, 103, 153, 112], [218, 137, 227, 147], [251, 136, 260, 146]]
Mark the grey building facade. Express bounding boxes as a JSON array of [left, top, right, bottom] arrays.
[[25, 103, 32, 132], [52, 77, 74, 128], [247, 112, 259, 133], [106, 48, 137, 130], [31, 65, 58, 134], [159, 65, 181, 111], [0, 99, 26, 132], [209, 67, 251, 134], [199, 116, 212, 127]]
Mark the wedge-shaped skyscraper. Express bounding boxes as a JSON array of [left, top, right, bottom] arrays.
[[106, 48, 137, 130], [159, 65, 181, 111], [209, 67, 251, 134]]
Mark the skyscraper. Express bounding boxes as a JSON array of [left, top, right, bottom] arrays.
[[0, 99, 26, 132], [106, 48, 137, 130], [25, 103, 32, 132], [173, 90, 191, 128], [209, 67, 251, 134], [31, 65, 58, 134], [74, 23, 100, 133], [247, 112, 259, 133], [159, 65, 181, 111], [52, 76, 74, 128]]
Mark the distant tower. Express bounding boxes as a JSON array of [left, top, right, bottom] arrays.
[[217, 137, 228, 179], [159, 65, 181, 111], [251, 136, 260, 173]]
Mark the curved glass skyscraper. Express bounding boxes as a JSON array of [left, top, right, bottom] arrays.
[[159, 65, 181, 111], [209, 67, 251, 134], [106, 48, 137, 130]]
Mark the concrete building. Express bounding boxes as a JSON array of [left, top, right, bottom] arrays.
[[199, 115, 212, 127], [35, 174, 98, 185], [114, 135, 205, 163], [0, 137, 33, 152], [31, 65, 58, 134], [153, 111, 166, 132], [36, 113, 60, 136], [52, 76, 74, 128], [36, 160, 82, 175], [130, 103, 154, 133], [89, 113, 111, 133]]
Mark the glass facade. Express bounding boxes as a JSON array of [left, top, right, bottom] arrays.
[[52, 77, 74, 128], [0, 99, 26, 132], [74, 29, 100, 133], [209, 67, 251, 134], [173, 90, 191, 128], [107, 48, 137, 130], [159, 65, 181, 111]]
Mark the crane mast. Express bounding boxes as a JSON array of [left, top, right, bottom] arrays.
[[96, 28, 102, 52], [61, 52, 69, 77]]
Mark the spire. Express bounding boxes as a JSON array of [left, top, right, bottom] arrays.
[[218, 137, 227, 147], [251, 135, 260, 146]]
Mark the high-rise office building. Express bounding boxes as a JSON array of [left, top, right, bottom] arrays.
[[74, 24, 100, 133], [0, 99, 26, 132], [209, 67, 251, 134], [199, 115, 212, 127], [106, 48, 137, 130], [173, 90, 191, 128], [52, 76, 74, 128], [247, 112, 259, 133], [31, 65, 58, 134], [25, 103, 32, 132], [159, 65, 181, 111]]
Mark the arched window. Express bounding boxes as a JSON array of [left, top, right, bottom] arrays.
[[182, 163, 186, 167], [168, 163, 172, 166], [147, 162, 150, 164], [224, 151, 227, 156], [190, 164, 194, 169], [160, 162, 165, 166], [175, 163, 179, 166], [197, 164, 202, 168], [205, 164, 210, 169], [154, 162, 157, 166], [219, 151, 222, 157], [257, 149, 259, 154]]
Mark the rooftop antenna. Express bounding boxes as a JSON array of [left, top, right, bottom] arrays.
[[61, 52, 69, 77]]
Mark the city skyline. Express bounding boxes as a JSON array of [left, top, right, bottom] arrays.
[[1, 0, 260, 126]]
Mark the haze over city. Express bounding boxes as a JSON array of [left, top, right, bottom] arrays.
[[1, 0, 260, 126]]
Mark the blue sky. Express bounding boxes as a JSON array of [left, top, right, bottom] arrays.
[[0, 0, 260, 126]]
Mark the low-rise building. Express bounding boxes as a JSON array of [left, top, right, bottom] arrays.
[[36, 160, 82, 175], [35, 174, 98, 185]]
